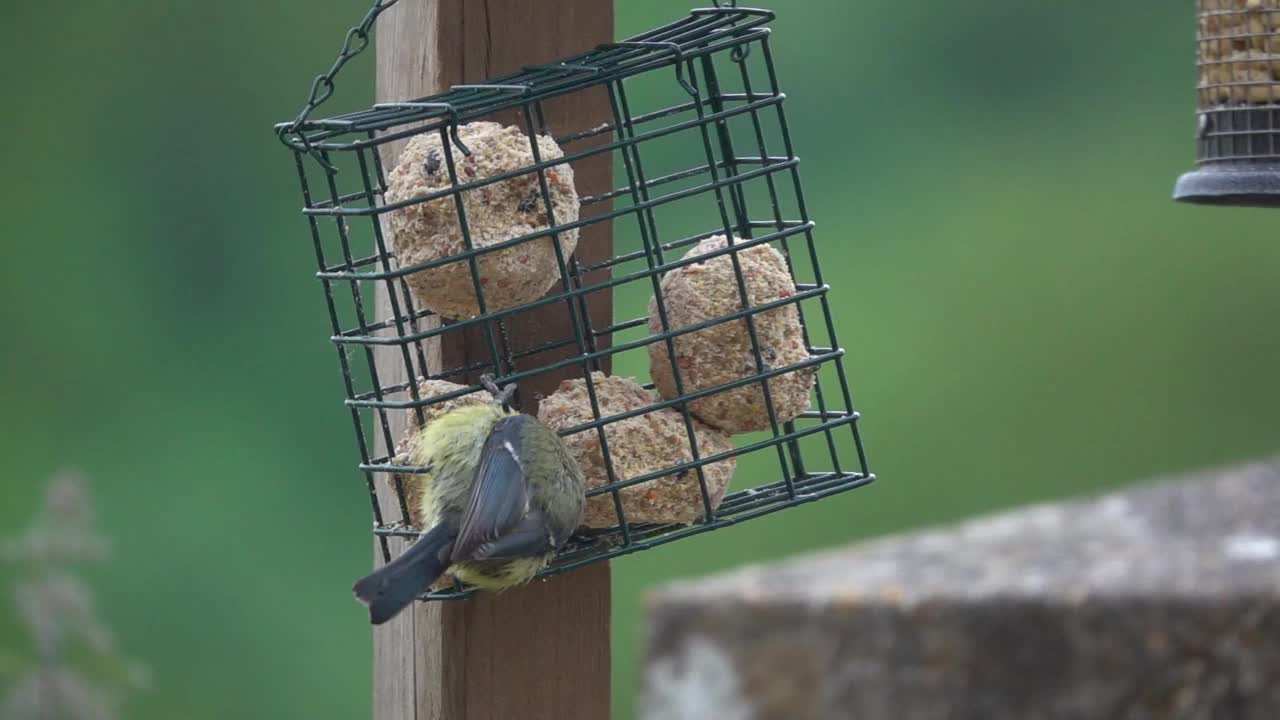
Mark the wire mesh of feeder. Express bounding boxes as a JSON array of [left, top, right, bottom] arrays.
[[1177, 0, 1280, 204], [275, 2, 873, 600]]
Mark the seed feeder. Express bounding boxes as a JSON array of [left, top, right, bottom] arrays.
[[1174, 0, 1280, 206], [272, 0, 873, 602]]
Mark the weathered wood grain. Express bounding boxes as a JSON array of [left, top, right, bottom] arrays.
[[371, 2, 614, 718]]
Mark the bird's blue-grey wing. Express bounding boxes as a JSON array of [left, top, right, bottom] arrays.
[[450, 414, 532, 563], [467, 508, 559, 561]]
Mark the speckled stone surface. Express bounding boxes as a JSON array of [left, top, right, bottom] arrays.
[[641, 459, 1280, 720]]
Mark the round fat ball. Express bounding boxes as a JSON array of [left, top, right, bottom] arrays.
[[537, 373, 736, 527], [384, 121, 580, 320], [647, 235, 815, 434]]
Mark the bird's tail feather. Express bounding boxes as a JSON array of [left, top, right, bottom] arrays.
[[353, 524, 454, 625]]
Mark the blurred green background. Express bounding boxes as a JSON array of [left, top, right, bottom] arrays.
[[3, 1, 1279, 718]]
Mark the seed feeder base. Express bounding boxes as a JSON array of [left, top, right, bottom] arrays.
[[1174, 161, 1280, 208]]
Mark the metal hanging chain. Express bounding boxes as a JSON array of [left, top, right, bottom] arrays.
[[278, 0, 401, 169]]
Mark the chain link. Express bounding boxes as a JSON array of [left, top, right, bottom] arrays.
[[278, 0, 401, 172]]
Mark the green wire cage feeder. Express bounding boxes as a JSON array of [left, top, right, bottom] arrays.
[[274, 1, 873, 600], [1175, 0, 1280, 206]]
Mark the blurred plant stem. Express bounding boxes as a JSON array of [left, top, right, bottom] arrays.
[[2, 471, 149, 720]]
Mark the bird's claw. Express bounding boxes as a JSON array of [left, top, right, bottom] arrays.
[[479, 373, 518, 410]]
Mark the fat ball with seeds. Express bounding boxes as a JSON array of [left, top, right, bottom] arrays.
[[383, 121, 581, 320]]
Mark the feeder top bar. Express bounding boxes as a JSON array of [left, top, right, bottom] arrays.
[[274, 7, 773, 151]]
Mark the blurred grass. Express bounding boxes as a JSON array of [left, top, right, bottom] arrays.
[[2, 1, 1279, 719]]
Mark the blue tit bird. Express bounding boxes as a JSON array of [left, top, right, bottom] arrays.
[[353, 375, 586, 625]]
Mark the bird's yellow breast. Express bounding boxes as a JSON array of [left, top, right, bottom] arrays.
[[452, 557, 546, 591], [409, 402, 508, 528]]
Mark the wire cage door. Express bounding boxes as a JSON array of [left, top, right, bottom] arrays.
[[276, 2, 874, 600]]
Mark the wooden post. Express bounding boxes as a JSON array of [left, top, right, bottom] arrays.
[[371, 1, 614, 718]]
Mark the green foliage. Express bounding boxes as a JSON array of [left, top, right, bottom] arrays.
[[1, 1, 1278, 719]]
